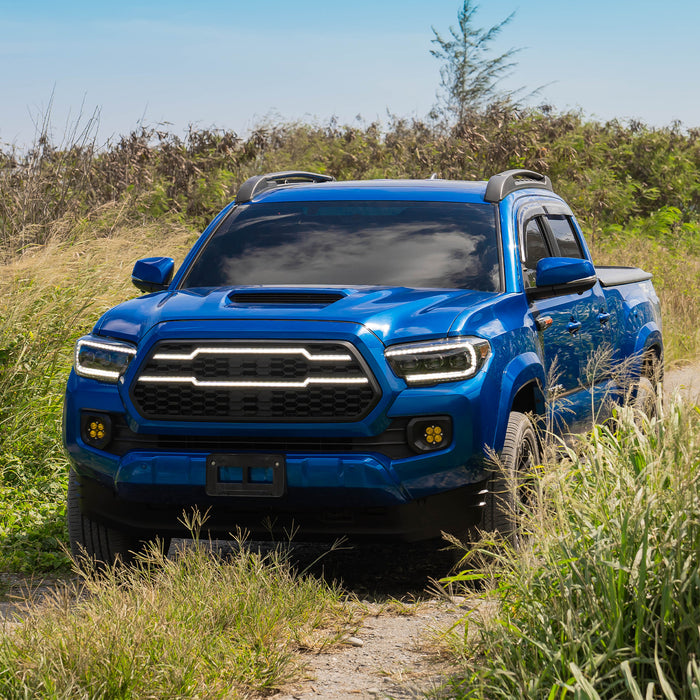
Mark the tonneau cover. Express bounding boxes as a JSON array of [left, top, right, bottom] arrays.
[[596, 266, 652, 288]]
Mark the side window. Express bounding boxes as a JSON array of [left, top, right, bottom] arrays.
[[546, 215, 584, 259], [523, 217, 551, 288]]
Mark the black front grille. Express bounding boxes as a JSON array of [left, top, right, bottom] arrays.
[[106, 416, 413, 459], [130, 340, 380, 422]]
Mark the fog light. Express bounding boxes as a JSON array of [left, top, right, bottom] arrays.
[[407, 416, 452, 453], [81, 413, 112, 450]]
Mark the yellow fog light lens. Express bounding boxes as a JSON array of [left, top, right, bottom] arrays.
[[408, 417, 452, 453], [81, 413, 112, 450], [424, 425, 443, 444]]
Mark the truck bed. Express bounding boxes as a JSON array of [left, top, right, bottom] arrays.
[[596, 266, 653, 287]]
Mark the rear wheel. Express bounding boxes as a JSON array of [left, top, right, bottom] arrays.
[[67, 469, 170, 566], [481, 411, 540, 547], [633, 352, 662, 417]]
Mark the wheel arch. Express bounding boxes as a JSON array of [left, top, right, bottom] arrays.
[[493, 352, 546, 452], [634, 323, 664, 378]]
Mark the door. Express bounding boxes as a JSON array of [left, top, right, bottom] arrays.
[[520, 209, 610, 433]]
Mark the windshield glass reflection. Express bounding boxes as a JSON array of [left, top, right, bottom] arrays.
[[182, 201, 501, 291]]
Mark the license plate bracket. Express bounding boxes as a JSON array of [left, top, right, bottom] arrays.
[[206, 453, 286, 497]]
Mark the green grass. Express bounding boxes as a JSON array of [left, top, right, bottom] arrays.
[[0, 281, 84, 572], [0, 218, 196, 572], [440, 400, 700, 698], [0, 529, 359, 698]]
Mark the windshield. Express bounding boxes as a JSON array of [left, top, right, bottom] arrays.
[[181, 200, 501, 291]]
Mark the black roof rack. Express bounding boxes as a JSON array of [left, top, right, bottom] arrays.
[[236, 171, 335, 204], [484, 169, 552, 203]]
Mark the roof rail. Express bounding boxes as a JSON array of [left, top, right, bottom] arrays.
[[236, 171, 335, 204], [484, 169, 552, 203]]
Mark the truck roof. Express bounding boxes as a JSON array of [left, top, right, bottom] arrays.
[[250, 178, 490, 204], [236, 169, 554, 205]]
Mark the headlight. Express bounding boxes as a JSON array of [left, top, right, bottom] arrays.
[[74, 336, 137, 383], [385, 337, 490, 386]]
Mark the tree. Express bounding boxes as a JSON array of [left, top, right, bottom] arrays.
[[430, 1, 520, 123]]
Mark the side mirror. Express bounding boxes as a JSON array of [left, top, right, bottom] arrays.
[[528, 257, 597, 299], [132, 257, 175, 293]]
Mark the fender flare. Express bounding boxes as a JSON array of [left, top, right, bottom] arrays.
[[634, 322, 664, 369], [493, 351, 546, 452]]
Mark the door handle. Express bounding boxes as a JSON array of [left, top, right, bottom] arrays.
[[598, 312, 611, 325], [536, 315, 553, 331], [567, 320, 582, 335]]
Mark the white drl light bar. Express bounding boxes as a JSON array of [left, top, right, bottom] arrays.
[[137, 375, 369, 389], [153, 347, 352, 362], [404, 367, 478, 383], [77, 339, 137, 356], [384, 340, 475, 357], [77, 367, 123, 380]]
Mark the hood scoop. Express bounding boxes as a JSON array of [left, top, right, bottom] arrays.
[[228, 290, 346, 307]]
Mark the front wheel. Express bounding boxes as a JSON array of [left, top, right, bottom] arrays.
[[67, 469, 170, 566], [480, 411, 540, 546]]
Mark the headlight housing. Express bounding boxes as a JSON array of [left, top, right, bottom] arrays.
[[74, 336, 137, 383], [385, 336, 490, 386]]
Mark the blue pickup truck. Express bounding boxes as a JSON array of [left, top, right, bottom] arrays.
[[63, 169, 662, 563]]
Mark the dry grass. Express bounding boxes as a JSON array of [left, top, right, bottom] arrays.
[[591, 236, 700, 364], [0, 213, 197, 571], [0, 530, 360, 698]]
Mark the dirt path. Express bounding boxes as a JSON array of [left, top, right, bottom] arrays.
[[206, 540, 469, 699], [665, 360, 700, 404], [273, 597, 470, 700], [1, 543, 471, 699]]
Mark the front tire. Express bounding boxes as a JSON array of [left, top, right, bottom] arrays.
[[67, 469, 170, 566], [481, 411, 540, 546]]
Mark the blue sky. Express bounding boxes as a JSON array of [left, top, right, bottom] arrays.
[[2, 0, 699, 147]]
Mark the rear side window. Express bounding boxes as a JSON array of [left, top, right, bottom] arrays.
[[546, 215, 584, 259]]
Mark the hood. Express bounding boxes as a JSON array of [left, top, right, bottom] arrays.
[[94, 286, 497, 346]]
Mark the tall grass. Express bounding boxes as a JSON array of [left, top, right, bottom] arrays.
[[592, 207, 700, 363], [0, 531, 358, 698], [0, 216, 196, 571], [441, 399, 700, 698]]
